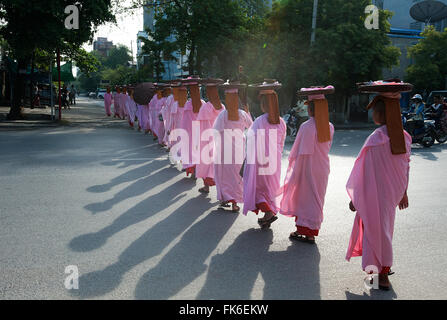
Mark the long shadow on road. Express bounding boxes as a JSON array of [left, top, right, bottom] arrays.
[[71, 195, 216, 299], [134, 209, 239, 299], [84, 165, 173, 214], [70, 174, 195, 252], [195, 229, 321, 300]]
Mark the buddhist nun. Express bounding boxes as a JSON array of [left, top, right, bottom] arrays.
[[104, 86, 113, 117], [243, 80, 287, 229], [148, 87, 163, 138], [179, 77, 205, 176], [119, 86, 128, 120], [113, 86, 121, 119], [196, 78, 226, 194], [346, 80, 412, 291], [169, 83, 188, 165], [213, 82, 253, 212], [279, 86, 335, 243]]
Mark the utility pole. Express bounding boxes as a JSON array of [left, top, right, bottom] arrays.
[[311, 0, 318, 45], [57, 48, 62, 121], [130, 40, 134, 66]]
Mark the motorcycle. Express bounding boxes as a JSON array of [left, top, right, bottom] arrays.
[[402, 112, 436, 147], [283, 109, 308, 137], [425, 114, 447, 144]]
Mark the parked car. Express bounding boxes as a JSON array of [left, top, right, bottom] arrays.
[[97, 89, 107, 99]]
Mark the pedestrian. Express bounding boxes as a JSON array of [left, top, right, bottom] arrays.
[[113, 86, 121, 119], [242, 80, 287, 229], [161, 81, 178, 148], [278, 86, 335, 242], [169, 83, 188, 165], [126, 86, 137, 128], [62, 84, 69, 109], [178, 77, 205, 176], [195, 79, 226, 194], [213, 82, 253, 212], [119, 86, 128, 120], [104, 86, 113, 117], [32, 83, 40, 108], [69, 85, 76, 105], [154, 86, 170, 145], [346, 80, 412, 291], [148, 87, 162, 138]]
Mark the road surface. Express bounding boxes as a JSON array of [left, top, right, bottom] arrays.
[[0, 98, 446, 299]]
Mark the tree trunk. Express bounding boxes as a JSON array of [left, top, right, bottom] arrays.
[[188, 41, 196, 75], [30, 50, 35, 108], [8, 57, 28, 120]]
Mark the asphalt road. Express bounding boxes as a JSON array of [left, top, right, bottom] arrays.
[[0, 98, 446, 300]]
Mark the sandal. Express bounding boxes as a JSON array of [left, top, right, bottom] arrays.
[[219, 202, 231, 208], [289, 231, 315, 244], [198, 187, 209, 194], [259, 215, 278, 229]]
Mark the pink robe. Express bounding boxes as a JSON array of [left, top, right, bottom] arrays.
[[178, 99, 204, 169], [170, 101, 185, 162], [141, 103, 150, 131], [135, 104, 143, 129], [154, 97, 166, 144], [104, 92, 113, 116], [195, 102, 225, 180], [148, 96, 158, 133], [213, 109, 253, 203], [279, 117, 334, 232], [113, 92, 120, 117], [243, 114, 287, 215], [126, 96, 137, 126], [161, 95, 174, 146], [119, 94, 127, 119], [346, 125, 411, 272]]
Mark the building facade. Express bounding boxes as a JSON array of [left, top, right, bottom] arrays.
[[137, 1, 187, 80], [379, 0, 447, 81], [93, 37, 115, 57]]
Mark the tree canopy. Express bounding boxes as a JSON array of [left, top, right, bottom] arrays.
[[406, 25, 447, 93], [0, 0, 115, 118]]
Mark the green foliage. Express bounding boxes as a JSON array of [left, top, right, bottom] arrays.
[[103, 45, 132, 69], [139, 22, 177, 81], [0, 0, 115, 60], [0, 0, 115, 118], [143, 0, 269, 77], [259, 0, 400, 111], [406, 26, 447, 92], [78, 43, 142, 91]]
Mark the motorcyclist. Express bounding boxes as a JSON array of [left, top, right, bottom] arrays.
[[427, 95, 444, 128], [405, 94, 425, 135]]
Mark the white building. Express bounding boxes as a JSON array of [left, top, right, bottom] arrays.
[[136, 1, 187, 79]]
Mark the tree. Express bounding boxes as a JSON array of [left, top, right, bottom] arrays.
[[406, 25, 447, 93], [261, 0, 400, 118], [103, 45, 132, 69], [139, 22, 177, 81], [0, 0, 115, 119], [138, 0, 268, 77]]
